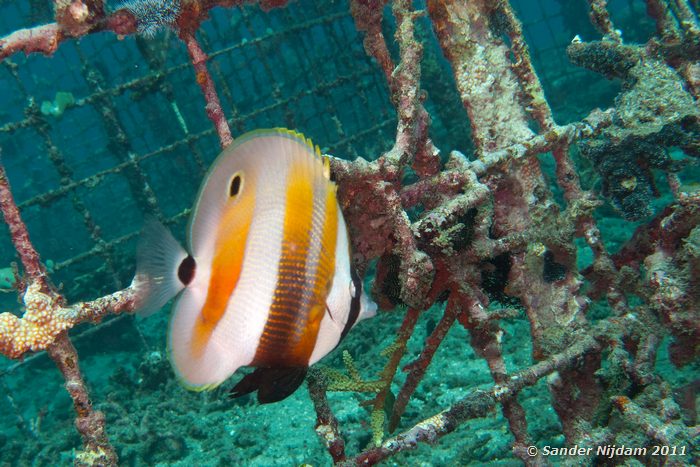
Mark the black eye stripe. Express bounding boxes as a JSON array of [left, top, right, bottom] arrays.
[[229, 175, 241, 197]]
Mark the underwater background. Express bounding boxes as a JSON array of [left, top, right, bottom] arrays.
[[0, 0, 698, 465]]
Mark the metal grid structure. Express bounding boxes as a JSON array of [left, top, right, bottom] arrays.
[[0, 1, 397, 460], [0, 1, 395, 304], [0, 0, 697, 465], [0, 0, 628, 303]]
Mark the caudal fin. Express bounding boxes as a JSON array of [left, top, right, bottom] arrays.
[[132, 218, 189, 317]]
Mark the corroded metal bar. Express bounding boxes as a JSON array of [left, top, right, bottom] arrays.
[[0, 155, 124, 465], [47, 332, 118, 466], [587, 0, 622, 41], [181, 31, 234, 148], [0, 159, 49, 289]]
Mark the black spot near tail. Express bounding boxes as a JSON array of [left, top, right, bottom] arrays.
[[177, 255, 196, 285]]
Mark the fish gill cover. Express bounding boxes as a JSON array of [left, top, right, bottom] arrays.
[[0, 0, 698, 465]]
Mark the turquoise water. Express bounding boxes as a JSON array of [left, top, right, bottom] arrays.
[[0, 1, 698, 465]]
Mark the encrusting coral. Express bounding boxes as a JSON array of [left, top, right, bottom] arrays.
[[570, 39, 700, 220]]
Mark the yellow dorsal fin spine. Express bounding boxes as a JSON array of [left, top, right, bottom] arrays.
[[237, 128, 316, 156], [231, 128, 330, 178], [322, 156, 331, 180], [272, 128, 322, 161]]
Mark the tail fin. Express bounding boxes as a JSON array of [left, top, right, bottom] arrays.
[[132, 218, 189, 317]]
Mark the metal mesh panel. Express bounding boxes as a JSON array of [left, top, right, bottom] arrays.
[[0, 0, 651, 303], [0, 1, 395, 303]]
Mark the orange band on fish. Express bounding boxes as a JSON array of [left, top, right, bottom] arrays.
[[191, 189, 254, 357]]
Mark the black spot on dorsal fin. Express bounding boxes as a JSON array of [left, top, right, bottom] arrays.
[[229, 367, 308, 404]]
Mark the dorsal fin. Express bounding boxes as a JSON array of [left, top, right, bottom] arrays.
[[322, 154, 331, 180], [231, 128, 332, 181], [238, 128, 321, 159]]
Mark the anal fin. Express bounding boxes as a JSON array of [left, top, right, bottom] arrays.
[[229, 367, 308, 404]]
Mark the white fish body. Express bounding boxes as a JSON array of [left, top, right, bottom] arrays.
[[133, 129, 376, 402]]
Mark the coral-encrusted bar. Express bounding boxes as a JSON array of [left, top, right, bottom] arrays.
[[180, 31, 233, 148], [587, 0, 622, 41], [0, 161, 40, 276], [0, 159, 49, 288], [0, 1, 291, 64], [0, 24, 63, 60], [389, 294, 460, 432], [350, 330, 604, 464], [47, 333, 118, 466], [0, 278, 136, 359], [0, 156, 123, 464], [427, 0, 534, 155], [307, 371, 347, 464]]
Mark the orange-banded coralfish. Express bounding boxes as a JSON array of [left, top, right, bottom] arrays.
[[133, 129, 376, 403]]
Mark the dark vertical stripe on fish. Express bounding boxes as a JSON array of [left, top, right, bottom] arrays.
[[253, 158, 337, 366]]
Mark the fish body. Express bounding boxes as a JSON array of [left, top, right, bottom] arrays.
[[134, 129, 376, 402]]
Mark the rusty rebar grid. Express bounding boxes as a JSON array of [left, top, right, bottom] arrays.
[[0, 156, 122, 464]]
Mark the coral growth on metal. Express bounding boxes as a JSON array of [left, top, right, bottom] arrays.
[[0, 0, 698, 465]]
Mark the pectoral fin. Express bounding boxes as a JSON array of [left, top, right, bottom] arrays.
[[133, 217, 191, 317]]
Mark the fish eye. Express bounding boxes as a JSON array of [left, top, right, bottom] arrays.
[[229, 173, 242, 197]]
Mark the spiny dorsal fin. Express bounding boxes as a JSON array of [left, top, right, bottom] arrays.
[[322, 155, 331, 180], [228, 128, 332, 182]]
